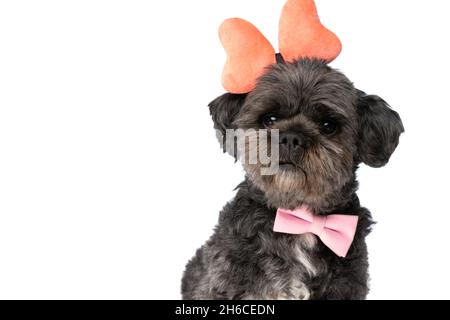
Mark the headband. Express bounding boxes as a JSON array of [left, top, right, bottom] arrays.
[[219, 0, 342, 94]]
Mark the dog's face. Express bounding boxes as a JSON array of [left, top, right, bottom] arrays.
[[210, 59, 404, 211]]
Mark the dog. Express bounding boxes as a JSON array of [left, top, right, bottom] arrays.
[[181, 58, 404, 299]]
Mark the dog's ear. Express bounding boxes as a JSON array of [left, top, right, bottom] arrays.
[[356, 91, 404, 168], [209, 93, 247, 132], [209, 93, 247, 156]]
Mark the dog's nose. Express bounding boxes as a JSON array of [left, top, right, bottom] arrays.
[[279, 132, 309, 153]]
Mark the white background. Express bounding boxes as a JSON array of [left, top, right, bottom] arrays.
[[0, 0, 449, 299]]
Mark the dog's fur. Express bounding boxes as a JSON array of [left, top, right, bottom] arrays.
[[181, 59, 403, 299]]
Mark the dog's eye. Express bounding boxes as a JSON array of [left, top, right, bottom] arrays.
[[262, 114, 279, 127], [320, 120, 338, 135]]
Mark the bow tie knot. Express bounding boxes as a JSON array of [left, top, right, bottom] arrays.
[[308, 214, 327, 236], [273, 206, 358, 257]]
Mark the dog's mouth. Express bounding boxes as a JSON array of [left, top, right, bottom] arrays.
[[278, 161, 297, 171], [276, 159, 308, 178]]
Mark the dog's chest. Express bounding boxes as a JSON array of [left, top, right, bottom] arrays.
[[293, 233, 318, 276], [274, 234, 319, 300]]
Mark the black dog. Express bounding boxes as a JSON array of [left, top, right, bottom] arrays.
[[182, 58, 403, 299]]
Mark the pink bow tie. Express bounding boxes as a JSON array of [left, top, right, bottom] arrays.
[[273, 206, 359, 257]]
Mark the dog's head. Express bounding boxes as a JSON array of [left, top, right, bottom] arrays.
[[209, 59, 404, 210]]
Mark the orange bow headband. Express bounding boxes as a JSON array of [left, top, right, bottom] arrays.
[[219, 0, 342, 94]]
